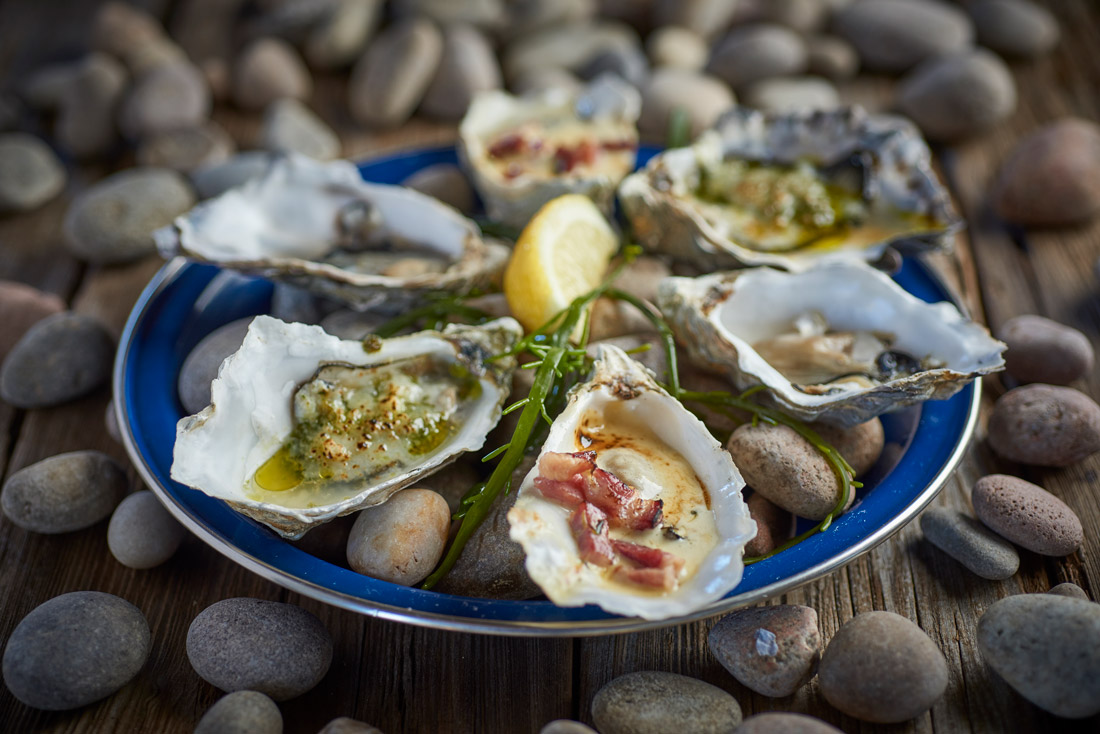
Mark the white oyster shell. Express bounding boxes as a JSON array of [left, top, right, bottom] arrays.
[[658, 262, 1006, 427], [507, 345, 755, 620], [458, 74, 641, 229], [155, 154, 510, 311], [172, 315, 521, 539], [618, 105, 962, 271]]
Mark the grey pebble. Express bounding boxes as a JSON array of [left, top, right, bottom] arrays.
[[987, 384, 1100, 466], [349, 19, 444, 128], [195, 690, 283, 734], [501, 22, 638, 82], [806, 35, 860, 80], [178, 317, 253, 415], [262, 98, 340, 161], [897, 49, 1016, 142], [998, 314, 1093, 385], [978, 593, 1100, 718], [539, 720, 597, 734], [54, 54, 128, 159], [106, 399, 121, 442], [1, 313, 114, 408], [591, 670, 742, 734], [819, 611, 948, 723], [91, 1, 168, 65], [392, 0, 506, 29], [920, 506, 1019, 580], [0, 133, 65, 213], [421, 24, 502, 121], [402, 163, 476, 214], [758, 0, 829, 34], [645, 26, 708, 71], [64, 167, 196, 263], [832, 0, 973, 74], [233, 38, 312, 111], [118, 61, 211, 140], [506, 0, 595, 38], [968, 0, 1060, 59], [190, 152, 276, 200], [510, 67, 584, 97], [108, 490, 187, 569], [1, 591, 150, 710], [741, 76, 840, 114], [972, 474, 1083, 556], [638, 68, 735, 140], [317, 717, 386, 734], [706, 24, 807, 89], [2, 450, 127, 533], [578, 46, 649, 89], [270, 282, 328, 324], [304, 0, 383, 70], [653, 0, 741, 38], [187, 598, 333, 701], [137, 121, 235, 173], [1048, 582, 1090, 601], [735, 713, 844, 734], [708, 605, 820, 697]]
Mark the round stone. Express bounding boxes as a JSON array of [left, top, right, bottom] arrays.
[[744, 492, 793, 557], [118, 61, 210, 140], [55, 54, 128, 159], [186, 598, 333, 701], [968, 0, 1060, 59], [652, 0, 741, 38], [402, 163, 476, 214], [304, 0, 383, 70], [972, 474, 1083, 556], [232, 38, 312, 111], [591, 670, 742, 734], [506, 0, 596, 38], [194, 690, 283, 734], [1048, 582, 1090, 601], [500, 21, 638, 82], [421, 24, 502, 121], [577, 46, 649, 89], [832, 0, 973, 73], [646, 26, 708, 71], [758, 0, 828, 34], [540, 720, 598, 734], [987, 384, 1100, 466], [735, 713, 844, 734], [978, 593, 1100, 718], [2, 450, 127, 533], [190, 151, 275, 200], [91, 1, 164, 60], [510, 67, 583, 96], [348, 18, 444, 128], [0, 281, 65, 363], [0, 313, 114, 408], [920, 506, 1020, 580], [639, 68, 735, 140], [108, 490, 187, 569], [897, 49, 1017, 142], [0, 133, 65, 213], [819, 611, 948, 723], [992, 118, 1100, 227], [63, 167, 196, 263], [346, 488, 451, 586], [741, 76, 840, 114], [706, 24, 808, 89], [317, 717, 386, 734], [998, 315, 1093, 385], [2, 591, 150, 710], [261, 98, 340, 161], [813, 418, 884, 478], [136, 121, 235, 173], [806, 35, 860, 80], [177, 317, 253, 415], [709, 605, 820, 697]]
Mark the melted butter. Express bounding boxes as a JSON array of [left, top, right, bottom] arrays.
[[574, 401, 719, 593]]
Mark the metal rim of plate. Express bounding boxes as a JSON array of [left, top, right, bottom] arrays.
[[113, 147, 980, 638]]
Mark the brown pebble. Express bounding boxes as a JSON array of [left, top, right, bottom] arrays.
[[998, 314, 1094, 385], [708, 605, 821, 697], [346, 488, 450, 585], [987, 384, 1100, 466], [813, 417, 884, 478], [0, 281, 64, 362], [233, 38, 312, 111], [972, 474, 1083, 556], [744, 492, 793, 557]]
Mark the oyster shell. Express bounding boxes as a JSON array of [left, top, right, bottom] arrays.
[[458, 74, 641, 229], [155, 154, 510, 311], [172, 315, 521, 539], [659, 262, 1006, 427], [507, 345, 756, 620], [618, 105, 962, 271]]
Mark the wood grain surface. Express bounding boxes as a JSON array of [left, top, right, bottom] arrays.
[[1, 1, 1099, 732]]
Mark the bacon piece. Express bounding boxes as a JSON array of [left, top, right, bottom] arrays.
[[569, 503, 614, 567], [613, 563, 681, 590], [611, 539, 668, 568], [538, 451, 596, 481], [587, 468, 663, 531], [533, 476, 584, 507], [553, 140, 598, 173], [611, 540, 686, 590], [601, 138, 637, 152], [488, 133, 528, 159]]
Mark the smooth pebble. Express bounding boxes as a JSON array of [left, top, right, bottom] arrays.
[[54, 54, 128, 158], [317, 718, 386, 734], [304, 0, 383, 70], [920, 506, 1019, 580], [402, 163, 476, 214], [968, 0, 1060, 59], [646, 26, 707, 71], [232, 38, 312, 111], [1048, 582, 1090, 601], [814, 418, 884, 478], [421, 25, 502, 121], [806, 35, 859, 80], [987, 384, 1100, 466], [262, 99, 340, 161], [177, 317, 253, 415], [577, 46, 649, 89], [136, 122, 234, 173], [741, 76, 839, 113], [2, 450, 127, 533], [194, 690, 283, 734], [1, 313, 114, 408], [501, 22, 638, 82], [653, 0, 741, 38], [706, 24, 807, 89], [897, 49, 1016, 142], [735, 713, 844, 734], [349, 19, 444, 128], [591, 670, 742, 734], [0, 281, 64, 362], [708, 605, 820, 697], [540, 720, 597, 734], [832, 0, 973, 73], [108, 490, 187, 569], [118, 61, 210, 140], [346, 488, 450, 586], [0, 133, 65, 213], [998, 314, 1093, 385], [639, 68, 734, 140], [759, 0, 829, 34], [972, 474, 1083, 556], [510, 67, 584, 96], [745, 492, 793, 557]]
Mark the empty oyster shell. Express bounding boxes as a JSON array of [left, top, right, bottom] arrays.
[[659, 262, 1006, 427], [458, 74, 641, 229], [507, 345, 755, 620], [155, 154, 510, 311], [171, 315, 521, 539], [619, 105, 962, 271]]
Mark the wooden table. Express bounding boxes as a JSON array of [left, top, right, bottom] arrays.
[[2, 1, 1099, 731]]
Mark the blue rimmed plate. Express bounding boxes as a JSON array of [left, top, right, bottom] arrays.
[[113, 146, 978, 636]]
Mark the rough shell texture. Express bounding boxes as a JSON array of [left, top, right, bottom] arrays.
[[507, 345, 755, 620], [172, 316, 520, 539], [619, 105, 961, 271], [659, 263, 1005, 426], [156, 154, 509, 311], [458, 75, 640, 229]]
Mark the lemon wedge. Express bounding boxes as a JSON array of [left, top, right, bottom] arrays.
[[503, 194, 619, 334]]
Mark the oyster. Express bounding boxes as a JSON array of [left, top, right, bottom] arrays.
[[507, 345, 756, 620], [618, 105, 962, 271], [458, 74, 641, 229], [172, 315, 521, 539], [155, 154, 510, 311], [659, 262, 1006, 426]]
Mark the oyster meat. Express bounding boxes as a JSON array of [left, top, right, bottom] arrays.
[[459, 75, 641, 229], [508, 345, 756, 620], [155, 154, 510, 311], [659, 262, 1006, 426], [618, 105, 962, 271], [172, 315, 522, 539]]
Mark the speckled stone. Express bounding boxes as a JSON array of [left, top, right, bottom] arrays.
[[998, 315, 1093, 385], [920, 506, 1019, 580], [1, 313, 114, 408], [0, 133, 65, 213], [1, 450, 127, 533], [108, 490, 187, 569], [261, 98, 340, 161], [317, 717, 386, 734], [2, 591, 150, 710], [832, 0, 973, 73], [819, 611, 948, 723], [813, 417, 884, 478], [968, 0, 1060, 59], [978, 594, 1100, 718], [1048, 582, 1090, 601], [401, 163, 476, 214], [232, 38, 312, 111], [591, 670, 742, 734], [194, 690, 283, 734], [735, 713, 844, 734], [972, 474, 1083, 556], [987, 384, 1100, 466], [708, 605, 820, 697], [190, 152, 275, 199], [706, 24, 807, 89], [186, 598, 333, 701], [118, 61, 210, 140], [177, 317, 253, 415], [0, 281, 64, 363], [540, 720, 597, 734], [346, 488, 451, 586], [348, 19, 444, 128], [897, 49, 1016, 142]]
